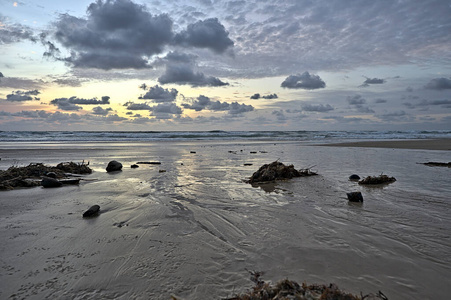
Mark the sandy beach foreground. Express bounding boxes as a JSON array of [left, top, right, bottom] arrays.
[[1, 140, 450, 299]]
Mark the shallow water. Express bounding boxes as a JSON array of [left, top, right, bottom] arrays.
[[0, 141, 450, 299]]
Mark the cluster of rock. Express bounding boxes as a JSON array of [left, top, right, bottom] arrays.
[[0, 162, 92, 190]]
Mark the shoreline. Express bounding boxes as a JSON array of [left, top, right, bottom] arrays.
[[317, 138, 451, 151]]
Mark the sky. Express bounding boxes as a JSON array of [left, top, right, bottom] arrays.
[[0, 0, 450, 131]]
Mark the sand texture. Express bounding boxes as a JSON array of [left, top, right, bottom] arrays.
[[1, 140, 450, 299], [320, 138, 451, 150]]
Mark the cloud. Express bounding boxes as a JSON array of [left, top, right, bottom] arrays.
[[281, 72, 326, 89], [5, 90, 40, 101], [158, 62, 228, 87], [301, 103, 334, 112], [50, 96, 110, 110], [250, 93, 278, 100], [139, 85, 178, 102], [125, 102, 152, 110], [0, 15, 37, 44], [425, 78, 451, 90], [346, 94, 374, 113], [404, 99, 451, 109], [92, 106, 112, 115], [182, 95, 253, 114], [360, 77, 385, 87], [376, 110, 412, 121], [374, 98, 387, 104], [48, 0, 173, 69], [174, 18, 234, 54]]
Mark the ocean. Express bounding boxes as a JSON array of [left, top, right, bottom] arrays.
[[1, 130, 450, 143]]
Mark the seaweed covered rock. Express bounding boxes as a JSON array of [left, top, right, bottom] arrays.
[[248, 161, 316, 183], [225, 270, 389, 300], [41, 176, 63, 188], [359, 174, 396, 185]]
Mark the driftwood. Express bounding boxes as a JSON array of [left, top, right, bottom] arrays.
[[421, 161, 451, 167], [248, 161, 317, 184], [136, 161, 161, 165], [224, 270, 388, 300], [0, 162, 92, 190], [358, 174, 396, 185]]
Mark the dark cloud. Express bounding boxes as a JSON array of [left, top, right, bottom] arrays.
[[347, 95, 366, 105], [49, 0, 173, 69], [182, 95, 253, 114], [158, 63, 228, 87], [374, 98, 387, 104], [302, 103, 334, 112], [5, 90, 40, 101], [50, 96, 110, 110], [125, 102, 152, 110], [139, 85, 178, 102], [404, 99, 451, 109], [271, 110, 288, 122], [281, 72, 326, 89], [52, 77, 83, 87], [347, 95, 374, 113], [323, 116, 364, 123], [360, 77, 385, 87], [92, 106, 112, 115], [174, 18, 234, 54], [250, 93, 278, 100], [425, 78, 451, 90]]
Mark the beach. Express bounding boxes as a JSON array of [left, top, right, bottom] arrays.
[[1, 139, 450, 299]]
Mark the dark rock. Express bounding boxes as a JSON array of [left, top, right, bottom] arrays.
[[41, 176, 62, 188], [190, 151, 196, 154], [136, 162, 161, 165], [83, 205, 100, 218], [250, 151, 257, 154], [349, 174, 360, 180], [131, 164, 139, 168], [106, 160, 122, 172], [347, 192, 363, 202], [45, 172, 57, 178], [244, 163, 253, 166]]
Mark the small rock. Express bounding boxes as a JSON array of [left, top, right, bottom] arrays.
[[244, 163, 253, 166], [41, 176, 62, 188], [190, 151, 196, 154], [131, 164, 139, 168], [159, 169, 166, 173], [347, 192, 363, 202], [83, 205, 100, 218], [250, 151, 257, 154], [349, 174, 360, 180], [45, 172, 57, 178], [106, 160, 122, 172]]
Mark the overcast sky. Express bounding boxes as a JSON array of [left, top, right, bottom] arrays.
[[0, 0, 450, 131]]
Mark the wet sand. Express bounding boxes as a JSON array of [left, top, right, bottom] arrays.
[[1, 140, 450, 299], [320, 138, 451, 150]]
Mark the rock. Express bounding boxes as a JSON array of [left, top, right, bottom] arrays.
[[131, 164, 139, 168], [250, 151, 257, 154], [349, 174, 360, 180], [159, 169, 166, 173], [106, 160, 122, 172], [41, 176, 62, 188], [45, 172, 57, 178], [244, 163, 253, 166], [83, 205, 100, 218], [347, 192, 363, 202], [136, 162, 161, 165], [249, 161, 301, 183], [190, 151, 196, 154], [359, 175, 396, 185]]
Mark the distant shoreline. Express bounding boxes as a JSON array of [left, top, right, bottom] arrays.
[[318, 138, 451, 151]]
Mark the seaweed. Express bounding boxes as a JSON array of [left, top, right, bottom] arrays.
[[248, 161, 317, 184], [0, 161, 91, 190], [421, 161, 451, 167], [223, 270, 389, 300], [358, 174, 396, 185]]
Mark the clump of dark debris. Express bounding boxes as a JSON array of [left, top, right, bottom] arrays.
[[0, 161, 92, 190], [223, 270, 389, 300], [358, 174, 396, 185], [248, 161, 317, 184]]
